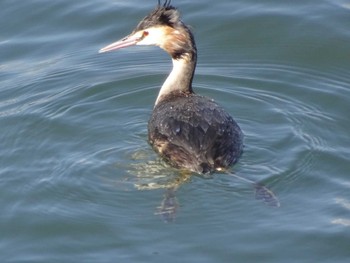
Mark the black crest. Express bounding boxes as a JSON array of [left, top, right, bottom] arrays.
[[134, 0, 182, 31]]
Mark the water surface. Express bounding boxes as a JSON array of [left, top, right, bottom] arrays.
[[1, 0, 350, 262]]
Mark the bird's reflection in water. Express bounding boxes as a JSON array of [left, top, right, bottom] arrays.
[[129, 154, 191, 222], [128, 152, 279, 222]]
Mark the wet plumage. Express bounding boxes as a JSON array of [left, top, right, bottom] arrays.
[[149, 92, 243, 173]]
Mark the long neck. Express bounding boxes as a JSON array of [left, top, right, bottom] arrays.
[[155, 52, 197, 105]]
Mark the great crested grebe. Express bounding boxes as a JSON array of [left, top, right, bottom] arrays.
[[100, 1, 280, 208], [99, 1, 243, 174]]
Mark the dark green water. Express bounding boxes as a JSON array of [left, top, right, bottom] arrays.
[[1, 0, 350, 262]]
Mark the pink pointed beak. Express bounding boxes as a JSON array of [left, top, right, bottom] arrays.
[[99, 33, 141, 53]]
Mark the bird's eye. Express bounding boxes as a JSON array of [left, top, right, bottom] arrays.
[[143, 31, 149, 37]]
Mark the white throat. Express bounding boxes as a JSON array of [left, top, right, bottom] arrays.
[[155, 57, 194, 106]]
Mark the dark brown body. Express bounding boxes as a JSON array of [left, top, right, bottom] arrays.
[[148, 92, 243, 174]]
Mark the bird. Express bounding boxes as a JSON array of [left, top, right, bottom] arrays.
[[99, 1, 280, 208], [99, 1, 243, 174]]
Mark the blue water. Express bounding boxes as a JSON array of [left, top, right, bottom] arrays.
[[1, 0, 350, 262]]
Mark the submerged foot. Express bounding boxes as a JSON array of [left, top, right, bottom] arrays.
[[254, 183, 280, 207], [226, 172, 280, 207], [155, 187, 179, 222]]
